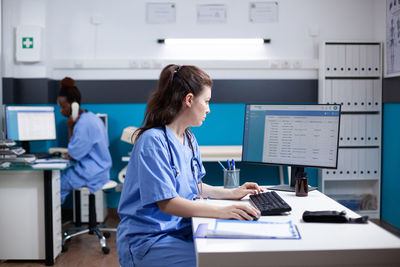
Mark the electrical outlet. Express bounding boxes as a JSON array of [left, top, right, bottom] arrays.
[[293, 60, 302, 69]]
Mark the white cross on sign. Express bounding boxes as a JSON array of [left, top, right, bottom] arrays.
[[22, 37, 34, 49]]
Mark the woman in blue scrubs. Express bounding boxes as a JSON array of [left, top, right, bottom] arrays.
[[117, 65, 262, 267], [57, 77, 112, 204]]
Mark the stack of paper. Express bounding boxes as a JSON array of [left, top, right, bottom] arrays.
[[194, 219, 300, 239], [31, 158, 70, 169]]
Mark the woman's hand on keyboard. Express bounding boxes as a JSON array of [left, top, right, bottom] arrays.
[[217, 204, 260, 221], [230, 182, 264, 200]]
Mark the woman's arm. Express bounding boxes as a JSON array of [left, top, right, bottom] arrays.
[[157, 196, 260, 221], [200, 182, 263, 200]]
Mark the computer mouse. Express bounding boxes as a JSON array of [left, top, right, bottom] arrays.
[[247, 212, 260, 221]]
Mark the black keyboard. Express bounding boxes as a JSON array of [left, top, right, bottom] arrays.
[[34, 153, 52, 159], [249, 191, 292, 215]]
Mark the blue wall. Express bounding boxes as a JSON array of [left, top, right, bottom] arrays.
[[27, 103, 322, 208], [26, 102, 399, 229], [382, 103, 400, 229]]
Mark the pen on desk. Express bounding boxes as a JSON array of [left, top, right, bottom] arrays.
[[231, 159, 237, 186], [217, 161, 227, 171], [227, 160, 231, 170]]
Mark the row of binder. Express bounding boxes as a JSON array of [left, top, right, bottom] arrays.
[[339, 114, 381, 146], [321, 79, 381, 112], [322, 148, 380, 179], [324, 44, 380, 77]]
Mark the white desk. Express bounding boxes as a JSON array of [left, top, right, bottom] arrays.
[[193, 189, 400, 267]]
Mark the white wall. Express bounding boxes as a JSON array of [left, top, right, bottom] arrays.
[[2, 0, 386, 80]]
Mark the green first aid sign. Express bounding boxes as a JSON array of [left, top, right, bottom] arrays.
[[22, 37, 34, 49]]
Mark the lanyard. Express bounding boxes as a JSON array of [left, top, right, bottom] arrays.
[[163, 126, 203, 199]]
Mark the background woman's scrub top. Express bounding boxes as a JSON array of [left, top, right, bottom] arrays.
[[61, 112, 112, 203], [117, 127, 205, 266]]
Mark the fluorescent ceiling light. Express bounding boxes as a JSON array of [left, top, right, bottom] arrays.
[[157, 38, 270, 45]]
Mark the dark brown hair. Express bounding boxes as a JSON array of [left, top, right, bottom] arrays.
[[58, 77, 82, 104], [134, 64, 212, 142]]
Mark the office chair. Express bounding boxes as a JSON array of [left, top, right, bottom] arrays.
[[62, 180, 118, 254]]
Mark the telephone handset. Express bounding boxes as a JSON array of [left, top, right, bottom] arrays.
[[71, 102, 79, 121]]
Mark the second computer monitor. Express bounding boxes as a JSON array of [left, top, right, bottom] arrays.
[[242, 104, 341, 190]]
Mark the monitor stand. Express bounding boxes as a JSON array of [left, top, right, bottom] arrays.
[[268, 166, 318, 192]]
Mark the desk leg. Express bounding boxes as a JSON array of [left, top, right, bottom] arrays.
[[44, 170, 54, 266]]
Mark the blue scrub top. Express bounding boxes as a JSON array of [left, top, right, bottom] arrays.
[[117, 127, 205, 264], [62, 111, 112, 194]]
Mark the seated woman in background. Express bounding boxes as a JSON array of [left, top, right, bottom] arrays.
[[117, 64, 262, 267], [57, 77, 112, 204]]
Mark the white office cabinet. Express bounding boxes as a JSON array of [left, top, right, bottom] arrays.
[[0, 170, 62, 263], [73, 189, 108, 223], [318, 41, 382, 219]]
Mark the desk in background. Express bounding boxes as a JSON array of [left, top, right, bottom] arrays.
[[193, 189, 400, 267], [0, 164, 68, 265], [119, 145, 242, 183]]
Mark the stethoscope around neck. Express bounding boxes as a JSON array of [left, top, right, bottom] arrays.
[[163, 126, 203, 200]]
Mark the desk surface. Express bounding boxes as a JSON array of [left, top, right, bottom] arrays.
[[193, 189, 400, 267], [0, 161, 70, 171]]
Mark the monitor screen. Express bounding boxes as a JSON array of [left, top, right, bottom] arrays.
[[242, 104, 341, 190], [6, 106, 56, 141]]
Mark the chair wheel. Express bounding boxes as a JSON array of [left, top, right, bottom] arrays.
[[102, 247, 110, 254], [103, 232, 111, 238]]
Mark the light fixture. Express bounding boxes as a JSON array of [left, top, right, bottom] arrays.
[[157, 38, 270, 45]]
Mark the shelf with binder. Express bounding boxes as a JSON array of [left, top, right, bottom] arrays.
[[323, 42, 381, 78], [318, 41, 382, 219]]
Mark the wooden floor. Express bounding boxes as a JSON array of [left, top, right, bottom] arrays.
[[0, 209, 120, 267], [1, 211, 399, 267]]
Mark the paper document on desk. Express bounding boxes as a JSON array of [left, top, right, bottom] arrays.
[[194, 219, 300, 239], [34, 158, 70, 164], [31, 162, 68, 169]]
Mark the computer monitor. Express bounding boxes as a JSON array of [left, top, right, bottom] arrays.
[[242, 104, 341, 192], [5, 106, 56, 152]]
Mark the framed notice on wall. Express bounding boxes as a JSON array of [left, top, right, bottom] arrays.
[[386, 0, 400, 77]]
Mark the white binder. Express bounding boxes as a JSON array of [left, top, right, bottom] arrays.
[[336, 149, 344, 178], [357, 80, 367, 111], [365, 149, 376, 179], [325, 45, 336, 77], [351, 115, 359, 146], [367, 114, 380, 146], [373, 149, 381, 179], [338, 149, 346, 178], [331, 45, 339, 76], [371, 45, 380, 76], [345, 45, 353, 76], [365, 80, 374, 111], [354, 149, 360, 178], [350, 80, 359, 111], [339, 115, 346, 146], [325, 80, 332, 104], [359, 45, 368, 76], [345, 115, 352, 146], [373, 79, 382, 111], [358, 148, 367, 178], [338, 45, 346, 76], [358, 115, 366, 146], [352, 45, 360, 76], [331, 80, 340, 106], [325, 45, 334, 76]]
